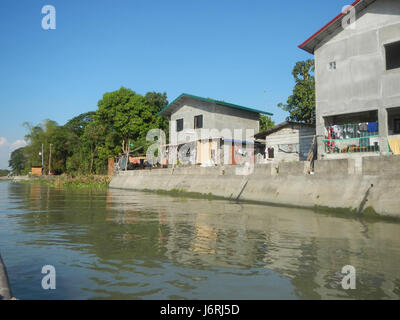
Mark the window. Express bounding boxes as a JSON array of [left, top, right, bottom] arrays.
[[176, 119, 183, 132], [268, 147, 274, 159], [385, 41, 400, 70], [329, 61, 336, 70], [395, 119, 400, 134], [194, 115, 203, 129]]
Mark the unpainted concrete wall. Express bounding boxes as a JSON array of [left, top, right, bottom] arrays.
[[315, 0, 400, 158], [265, 125, 315, 162], [111, 156, 400, 218], [170, 97, 260, 145]]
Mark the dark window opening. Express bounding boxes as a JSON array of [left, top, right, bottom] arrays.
[[395, 119, 400, 134], [176, 119, 183, 132], [385, 41, 400, 70], [387, 107, 400, 135], [268, 147, 274, 159], [194, 115, 203, 129]]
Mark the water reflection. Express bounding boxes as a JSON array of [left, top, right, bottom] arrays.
[[1, 182, 400, 300]]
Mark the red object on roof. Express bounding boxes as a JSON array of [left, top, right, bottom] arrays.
[[298, 0, 367, 54]]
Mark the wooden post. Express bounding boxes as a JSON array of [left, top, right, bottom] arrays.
[[108, 158, 114, 176]]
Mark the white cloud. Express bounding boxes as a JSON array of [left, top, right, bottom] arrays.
[[0, 138, 28, 169], [0, 137, 9, 147], [10, 139, 27, 151]]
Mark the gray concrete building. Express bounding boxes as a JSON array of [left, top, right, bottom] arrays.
[[254, 122, 316, 163], [299, 0, 400, 160], [159, 93, 272, 165]]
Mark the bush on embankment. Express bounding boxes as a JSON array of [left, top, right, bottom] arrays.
[[18, 175, 111, 189]]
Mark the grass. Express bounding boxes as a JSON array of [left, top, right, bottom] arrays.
[[17, 175, 112, 189]]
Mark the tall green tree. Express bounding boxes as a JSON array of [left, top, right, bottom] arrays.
[[23, 120, 78, 174], [278, 59, 315, 123], [64, 111, 100, 175], [19, 88, 169, 175], [64, 111, 96, 137], [259, 115, 275, 132], [95, 87, 168, 157], [9, 148, 27, 175]]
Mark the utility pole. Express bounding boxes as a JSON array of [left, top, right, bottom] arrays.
[[48, 143, 52, 175], [39, 144, 44, 175]]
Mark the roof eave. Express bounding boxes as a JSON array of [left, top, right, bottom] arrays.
[[158, 93, 273, 117], [298, 0, 376, 54]]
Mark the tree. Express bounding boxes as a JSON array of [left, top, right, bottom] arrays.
[[145, 91, 169, 133], [23, 119, 78, 175], [64, 111, 96, 137], [18, 88, 170, 175], [259, 115, 275, 132], [278, 59, 315, 123], [95, 88, 169, 157], [9, 148, 27, 175], [0, 169, 10, 177]]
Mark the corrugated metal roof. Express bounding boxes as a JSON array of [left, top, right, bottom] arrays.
[[158, 93, 273, 117], [254, 121, 315, 139]]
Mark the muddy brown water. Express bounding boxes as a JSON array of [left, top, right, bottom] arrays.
[[0, 181, 399, 300]]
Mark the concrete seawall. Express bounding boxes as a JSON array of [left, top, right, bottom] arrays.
[[110, 156, 400, 218]]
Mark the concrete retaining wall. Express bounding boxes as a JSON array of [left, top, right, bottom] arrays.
[[110, 156, 400, 218], [314, 159, 350, 175], [363, 156, 400, 176]]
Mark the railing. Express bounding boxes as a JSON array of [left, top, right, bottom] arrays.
[[323, 123, 380, 154]]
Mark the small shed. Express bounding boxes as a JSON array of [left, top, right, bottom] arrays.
[[31, 166, 43, 176], [255, 121, 315, 162]]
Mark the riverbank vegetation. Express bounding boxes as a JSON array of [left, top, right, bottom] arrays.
[[0, 169, 10, 177], [9, 86, 275, 177], [9, 88, 170, 176], [18, 175, 112, 189]]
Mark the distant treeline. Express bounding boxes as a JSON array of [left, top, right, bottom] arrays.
[[9, 88, 169, 175], [0, 169, 10, 176]]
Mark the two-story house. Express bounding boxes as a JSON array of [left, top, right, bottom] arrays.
[[158, 93, 273, 166], [299, 0, 400, 159]]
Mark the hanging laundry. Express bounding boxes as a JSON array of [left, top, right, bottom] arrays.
[[359, 123, 368, 131], [333, 125, 341, 139]]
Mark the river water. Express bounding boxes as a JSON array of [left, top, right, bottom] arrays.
[[0, 181, 399, 300]]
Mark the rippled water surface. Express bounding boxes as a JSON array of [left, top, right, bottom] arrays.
[[1, 181, 400, 300]]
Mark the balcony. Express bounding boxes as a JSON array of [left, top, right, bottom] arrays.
[[323, 123, 379, 154]]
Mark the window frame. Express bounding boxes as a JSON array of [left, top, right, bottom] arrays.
[[176, 118, 184, 132], [194, 115, 203, 129], [385, 40, 400, 71]]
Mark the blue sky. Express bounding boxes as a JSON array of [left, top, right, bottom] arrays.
[[0, 0, 350, 169]]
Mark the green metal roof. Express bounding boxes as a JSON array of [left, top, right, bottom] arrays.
[[158, 93, 273, 117]]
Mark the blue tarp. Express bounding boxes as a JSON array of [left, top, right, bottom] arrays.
[[368, 122, 378, 132]]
